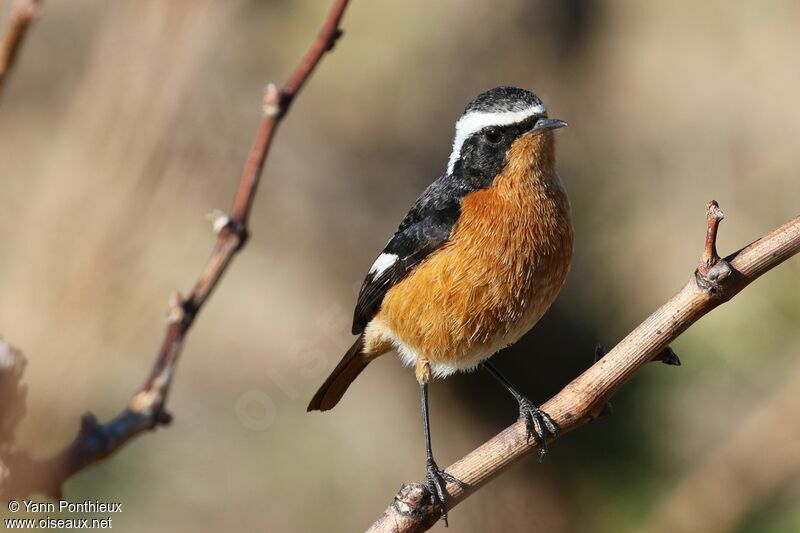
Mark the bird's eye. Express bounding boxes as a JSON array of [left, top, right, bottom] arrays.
[[484, 128, 503, 144]]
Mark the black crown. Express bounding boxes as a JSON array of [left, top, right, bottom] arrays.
[[463, 86, 543, 115]]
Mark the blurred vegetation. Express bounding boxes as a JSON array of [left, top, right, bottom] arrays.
[[0, 0, 798, 531]]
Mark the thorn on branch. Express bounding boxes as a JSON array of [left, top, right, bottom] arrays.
[[594, 344, 607, 364], [326, 28, 344, 51], [656, 346, 681, 366]]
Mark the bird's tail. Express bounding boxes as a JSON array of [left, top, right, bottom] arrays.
[[307, 335, 369, 412]]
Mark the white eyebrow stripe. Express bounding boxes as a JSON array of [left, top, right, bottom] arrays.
[[445, 103, 546, 175]]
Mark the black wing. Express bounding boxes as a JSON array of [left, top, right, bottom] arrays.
[[351, 174, 470, 334]]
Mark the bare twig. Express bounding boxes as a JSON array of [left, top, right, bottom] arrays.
[[698, 200, 725, 277], [0, 0, 351, 499], [368, 204, 800, 533], [0, 0, 41, 97]]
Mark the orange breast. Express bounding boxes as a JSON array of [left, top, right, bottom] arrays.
[[372, 134, 574, 369]]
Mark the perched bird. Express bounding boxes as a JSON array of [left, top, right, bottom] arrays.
[[307, 86, 573, 523]]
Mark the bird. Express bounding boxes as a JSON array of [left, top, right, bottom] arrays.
[[307, 86, 573, 523]]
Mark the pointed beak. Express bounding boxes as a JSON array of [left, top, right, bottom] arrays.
[[528, 117, 568, 134]]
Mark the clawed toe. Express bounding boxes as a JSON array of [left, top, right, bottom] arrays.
[[425, 459, 465, 525], [482, 361, 560, 461], [519, 399, 559, 461]]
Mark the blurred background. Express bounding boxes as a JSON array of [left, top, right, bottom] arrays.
[[1, 0, 799, 531]]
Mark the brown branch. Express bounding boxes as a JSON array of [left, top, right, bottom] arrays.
[[0, 0, 351, 500], [368, 203, 800, 533], [698, 199, 724, 277], [0, 0, 41, 97]]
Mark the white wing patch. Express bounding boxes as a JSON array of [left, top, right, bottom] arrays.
[[368, 253, 398, 276], [446, 103, 546, 175]]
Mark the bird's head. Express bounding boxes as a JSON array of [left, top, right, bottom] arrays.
[[446, 86, 566, 181]]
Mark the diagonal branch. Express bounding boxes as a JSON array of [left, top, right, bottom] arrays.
[[0, 0, 41, 97], [368, 203, 800, 533], [0, 0, 351, 500]]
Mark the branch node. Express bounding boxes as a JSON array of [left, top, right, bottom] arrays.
[[207, 209, 249, 250], [165, 292, 185, 324], [228, 219, 249, 251], [181, 299, 199, 325], [393, 483, 435, 518], [154, 409, 173, 426], [326, 28, 344, 51], [207, 209, 230, 234], [696, 200, 735, 295], [706, 260, 732, 283], [79, 412, 99, 435], [263, 83, 282, 118]]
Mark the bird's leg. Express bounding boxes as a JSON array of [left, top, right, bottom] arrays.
[[482, 360, 558, 461], [417, 360, 463, 525]]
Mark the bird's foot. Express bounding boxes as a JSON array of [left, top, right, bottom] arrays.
[[425, 458, 464, 526], [518, 398, 559, 462]]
